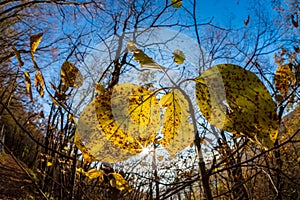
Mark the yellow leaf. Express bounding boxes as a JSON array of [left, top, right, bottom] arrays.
[[274, 64, 296, 96], [195, 64, 279, 149], [46, 162, 52, 167], [12, 46, 24, 67], [61, 61, 83, 88], [157, 155, 164, 161], [34, 71, 45, 98], [76, 167, 85, 175], [77, 97, 139, 163], [30, 33, 43, 70], [30, 33, 43, 53], [159, 90, 194, 157], [111, 84, 160, 142], [85, 168, 104, 180], [171, 0, 182, 8], [94, 82, 106, 94], [127, 42, 162, 70], [173, 49, 185, 64], [77, 84, 159, 163], [24, 72, 33, 101], [110, 172, 132, 191], [74, 132, 97, 164]]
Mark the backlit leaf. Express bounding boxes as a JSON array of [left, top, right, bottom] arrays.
[[30, 33, 43, 70], [127, 42, 162, 70], [60, 61, 83, 88], [111, 83, 160, 139], [30, 33, 43, 53], [109, 172, 132, 191], [12, 46, 24, 67], [274, 64, 296, 96], [34, 71, 45, 98], [195, 64, 279, 149], [85, 168, 104, 180], [74, 132, 97, 164], [173, 49, 185, 64], [159, 89, 194, 157], [24, 72, 33, 101], [171, 0, 182, 8], [77, 94, 140, 163]]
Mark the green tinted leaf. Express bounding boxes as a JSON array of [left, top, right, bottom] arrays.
[[173, 49, 185, 64], [195, 64, 279, 149], [171, 0, 182, 8], [127, 42, 162, 69]]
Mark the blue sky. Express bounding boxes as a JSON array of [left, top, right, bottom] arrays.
[[196, 0, 272, 28]]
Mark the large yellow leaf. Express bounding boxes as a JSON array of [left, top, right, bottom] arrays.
[[77, 100, 137, 163], [159, 89, 194, 157], [111, 84, 160, 140], [60, 61, 83, 88], [127, 42, 162, 70], [195, 64, 279, 149], [77, 88, 158, 163]]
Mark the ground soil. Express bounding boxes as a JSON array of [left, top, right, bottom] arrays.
[[0, 153, 41, 200]]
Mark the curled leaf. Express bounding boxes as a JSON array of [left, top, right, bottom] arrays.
[[12, 46, 24, 67], [24, 72, 33, 101], [60, 61, 83, 88], [244, 15, 250, 26], [195, 64, 279, 149], [30, 33, 43, 70], [34, 71, 45, 98]]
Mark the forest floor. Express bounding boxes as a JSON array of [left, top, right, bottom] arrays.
[[0, 152, 41, 200]]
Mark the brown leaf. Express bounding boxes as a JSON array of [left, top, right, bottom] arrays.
[[244, 15, 250, 26]]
